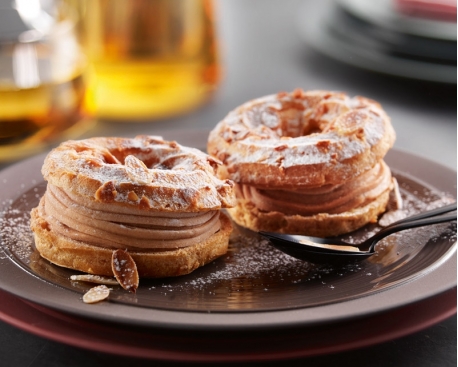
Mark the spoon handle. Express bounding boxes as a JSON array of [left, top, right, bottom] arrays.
[[390, 202, 456, 226], [369, 212, 457, 251]]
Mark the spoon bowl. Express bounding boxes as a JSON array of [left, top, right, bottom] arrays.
[[260, 234, 375, 264], [260, 203, 457, 264]]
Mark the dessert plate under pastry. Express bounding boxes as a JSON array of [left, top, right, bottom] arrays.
[[0, 130, 456, 361]]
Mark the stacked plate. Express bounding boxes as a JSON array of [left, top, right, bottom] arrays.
[[298, 0, 457, 83]]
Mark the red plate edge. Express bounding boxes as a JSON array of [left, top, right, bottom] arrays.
[[0, 288, 455, 362]]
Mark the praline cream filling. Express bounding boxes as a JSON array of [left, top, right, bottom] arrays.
[[39, 184, 221, 250], [235, 161, 393, 216]]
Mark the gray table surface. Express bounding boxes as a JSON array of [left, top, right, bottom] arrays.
[[0, 1, 456, 366]]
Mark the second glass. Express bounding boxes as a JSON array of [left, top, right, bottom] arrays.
[[71, 0, 221, 121]]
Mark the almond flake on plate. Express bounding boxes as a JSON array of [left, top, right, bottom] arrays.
[[112, 249, 139, 293], [70, 274, 119, 285], [82, 285, 111, 304]]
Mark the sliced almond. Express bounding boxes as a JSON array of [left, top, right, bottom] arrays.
[[112, 249, 139, 293], [70, 274, 119, 286], [82, 285, 111, 304], [127, 190, 139, 201], [124, 155, 152, 184]]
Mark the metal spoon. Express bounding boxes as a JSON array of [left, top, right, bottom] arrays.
[[259, 203, 457, 264]]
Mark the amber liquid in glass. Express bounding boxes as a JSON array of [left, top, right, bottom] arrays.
[[0, 71, 92, 162], [73, 0, 221, 120], [1, 73, 83, 142]]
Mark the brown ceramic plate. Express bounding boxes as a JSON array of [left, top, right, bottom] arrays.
[[0, 130, 456, 334]]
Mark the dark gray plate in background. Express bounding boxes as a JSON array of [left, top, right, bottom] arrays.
[[297, 0, 457, 84]]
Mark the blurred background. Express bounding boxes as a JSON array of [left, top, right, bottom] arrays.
[[0, 0, 456, 169]]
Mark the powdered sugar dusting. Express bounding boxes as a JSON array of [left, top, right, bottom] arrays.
[[0, 203, 35, 263], [209, 90, 395, 187], [165, 230, 366, 292], [42, 136, 234, 211]]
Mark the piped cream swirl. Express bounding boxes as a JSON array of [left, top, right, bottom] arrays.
[[235, 160, 393, 216], [39, 184, 221, 250]]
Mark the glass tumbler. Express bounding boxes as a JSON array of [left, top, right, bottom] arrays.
[[0, 0, 93, 163], [68, 0, 221, 120]]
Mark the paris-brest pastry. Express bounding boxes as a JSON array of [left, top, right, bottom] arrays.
[[208, 89, 396, 237], [31, 136, 235, 278]]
